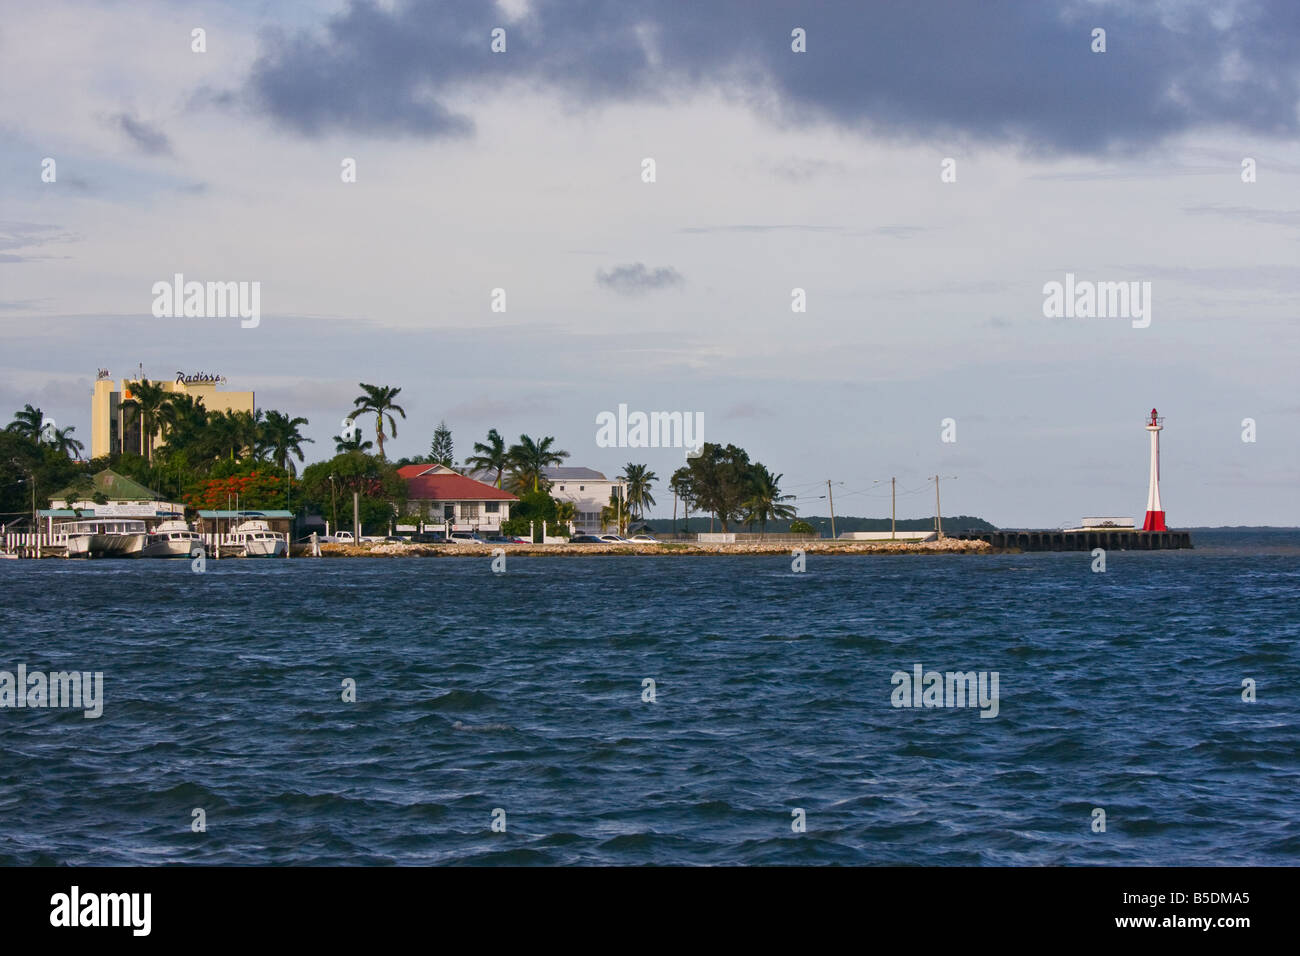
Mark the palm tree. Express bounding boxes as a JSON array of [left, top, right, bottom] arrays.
[[205, 410, 256, 461], [119, 379, 174, 463], [5, 404, 45, 442], [50, 425, 85, 459], [464, 429, 510, 487], [158, 393, 208, 453], [554, 499, 577, 527], [352, 383, 406, 459], [670, 467, 694, 535], [507, 434, 569, 493], [599, 489, 629, 535], [619, 463, 658, 521], [742, 464, 797, 532], [259, 410, 313, 472], [333, 433, 374, 454], [226, 409, 263, 460]]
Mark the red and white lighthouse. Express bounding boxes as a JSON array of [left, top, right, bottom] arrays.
[[1142, 408, 1167, 531]]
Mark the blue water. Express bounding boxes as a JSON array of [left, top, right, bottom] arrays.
[[2, 530, 1298, 865]]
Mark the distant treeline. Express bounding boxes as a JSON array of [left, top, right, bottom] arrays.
[[645, 515, 997, 534]]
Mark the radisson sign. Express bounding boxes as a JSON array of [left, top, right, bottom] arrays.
[[176, 372, 227, 386]]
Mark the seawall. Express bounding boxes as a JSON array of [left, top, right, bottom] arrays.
[[307, 539, 994, 557], [951, 529, 1192, 551]]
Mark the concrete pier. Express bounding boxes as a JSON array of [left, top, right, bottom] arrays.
[[951, 529, 1192, 552]]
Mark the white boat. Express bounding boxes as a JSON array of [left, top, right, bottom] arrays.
[[227, 519, 286, 557], [60, 519, 147, 558], [140, 519, 205, 558]]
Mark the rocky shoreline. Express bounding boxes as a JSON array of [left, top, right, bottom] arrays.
[[307, 538, 993, 557]]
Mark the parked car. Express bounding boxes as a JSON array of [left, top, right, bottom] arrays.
[[597, 534, 629, 543], [627, 534, 659, 543], [449, 532, 487, 544], [570, 534, 603, 543], [410, 532, 447, 543], [322, 531, 354, 543]]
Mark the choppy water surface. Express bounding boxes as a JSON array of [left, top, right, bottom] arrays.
[[2, 530, 1297, 865]]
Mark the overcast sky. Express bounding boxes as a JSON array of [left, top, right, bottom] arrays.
[[2, 0, 1298, 526]]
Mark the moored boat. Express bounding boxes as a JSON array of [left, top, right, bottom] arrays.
[[227, 519, 286, 557], [60, 519, 147, 558], [139, 519, 205, 558]]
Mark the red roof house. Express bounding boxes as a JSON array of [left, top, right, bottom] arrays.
[[400, 465, 517, 532]]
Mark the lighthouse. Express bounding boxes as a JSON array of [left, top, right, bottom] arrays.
[[1142, 408, 1167, 531]]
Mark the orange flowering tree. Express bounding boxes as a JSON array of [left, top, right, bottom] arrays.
[[184, 466, 297, 511]]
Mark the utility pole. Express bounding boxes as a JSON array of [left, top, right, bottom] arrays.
[[891, 476, 896, 540], [329, 474, 338, 538], [220, 492, 229, 560], [826, 479, 836, 539], [353, 490, 360, 541], [933, 475, 941, 538], [932, 475, 955, 539]]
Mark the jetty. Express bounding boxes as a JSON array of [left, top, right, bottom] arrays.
[[951, 529, 1191, 552]]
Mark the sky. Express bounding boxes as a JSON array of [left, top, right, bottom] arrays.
[[2, 0, 1298, 526]]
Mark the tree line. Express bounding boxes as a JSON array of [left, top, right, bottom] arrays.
[[3, 381, 798, 536]]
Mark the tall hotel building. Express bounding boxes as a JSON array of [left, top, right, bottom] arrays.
[[90, 368, 255, 458]]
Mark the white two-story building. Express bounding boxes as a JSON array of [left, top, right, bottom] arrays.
[[543, 467, 627, 534]]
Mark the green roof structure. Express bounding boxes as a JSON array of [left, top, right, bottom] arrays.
[[55, 469, 163, 503]]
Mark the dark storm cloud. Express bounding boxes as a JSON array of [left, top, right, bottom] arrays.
[[113, 113, 172, 155], [244, 1, 1300, 153], [596, 263, 683, 295]]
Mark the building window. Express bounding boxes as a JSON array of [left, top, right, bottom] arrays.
[[461, 502, 480, 520], [579, 485, 584, 491], [485, 502, 499, 513]]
